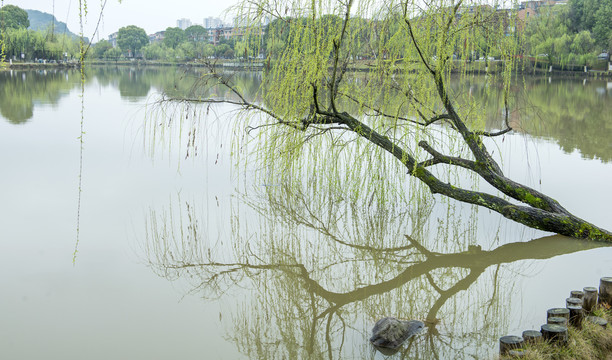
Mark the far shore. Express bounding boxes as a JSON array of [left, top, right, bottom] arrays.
[[2, 59, 611, 78]]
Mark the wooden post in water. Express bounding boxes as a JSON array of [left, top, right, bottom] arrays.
[[540, 324, 568, 345], [522, 330, 542, 344], [599, 277, 612, 306], [570, 290, 584, 299], [566, 297, 582, 307], [583, 287, 598, 313], [567, 305, 583, 328], [547, 317, 568, 326], [499, 335, 524, 356], [547, 308, 570, 322]]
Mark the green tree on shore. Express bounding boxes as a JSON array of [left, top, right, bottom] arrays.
[[568, 0, 612, 50], [91, 39, 113, 59], [185, 25, 207, 42], [1, 27, 80, 60], [163, 27, 186, 49], [117, 25, 149, 56], [591, 2, 612, 49], [0, 5, 29, 31], [524, 1, 608, 66]]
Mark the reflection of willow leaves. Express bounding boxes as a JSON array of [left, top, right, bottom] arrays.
[[144, 173, 609, 359], [0, 70, 82, 124], [143, 105, 493, 358]]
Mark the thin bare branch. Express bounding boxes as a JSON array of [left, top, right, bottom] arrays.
[[403, 9, 435, 75], [475, 127, 513, 137], [329, 0, 354, 113], [417, 140, 479, 170]]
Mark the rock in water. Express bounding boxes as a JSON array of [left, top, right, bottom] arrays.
[[370, 317, 425, 349]]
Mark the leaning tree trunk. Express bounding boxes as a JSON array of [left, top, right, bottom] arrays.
[[330, 109, 612, 242], [182, 63, 612, 242], [326, 9, 612, 242]]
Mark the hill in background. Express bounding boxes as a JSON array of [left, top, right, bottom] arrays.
[[26, 9, 79, 38]]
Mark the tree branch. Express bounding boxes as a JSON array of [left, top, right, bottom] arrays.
[[403, 8, 435, 75], [329, 0, 353, 114], [475, 127, 513, 137], [417, 111, 455, 126], [474, 92, 513, 137], [417, 140, 479, 170]]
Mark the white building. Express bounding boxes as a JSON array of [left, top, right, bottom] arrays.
[[108, 32, 118, 47], [177, 18, 192, 30], [203, 17, 222, 29]]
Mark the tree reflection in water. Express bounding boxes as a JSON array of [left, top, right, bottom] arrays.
[[135, 68, 611, 359], [144, 181, 606, 359], [0, 70, 81, 124], [2, 69, 610, 164]]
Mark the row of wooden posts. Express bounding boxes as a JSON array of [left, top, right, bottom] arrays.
[[499, 277, 612, 357]]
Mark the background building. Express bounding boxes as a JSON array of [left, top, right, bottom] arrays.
[[108, 32, 118, 47], [149, 31, 165, 43], [176, 18, 192, 30], [203, 17, 222, 29]]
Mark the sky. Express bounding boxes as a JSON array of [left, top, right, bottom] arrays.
[[4, 0, 239, 41]]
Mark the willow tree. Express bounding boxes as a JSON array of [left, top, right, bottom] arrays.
[[171, 0, 612, 241]]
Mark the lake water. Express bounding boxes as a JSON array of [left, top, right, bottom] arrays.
[[1, 66, 611, 359]]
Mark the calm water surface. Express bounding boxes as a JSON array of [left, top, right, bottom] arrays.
[[1, 67, 611, 359]]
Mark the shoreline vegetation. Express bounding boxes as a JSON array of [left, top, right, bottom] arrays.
[[2, 59, 611, 78], [509, 306, 612, 359], [500, 308, 612, 360], [500, 277, 612, 359]]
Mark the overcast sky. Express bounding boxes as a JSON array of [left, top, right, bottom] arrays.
[[4, 0, 239, 41]]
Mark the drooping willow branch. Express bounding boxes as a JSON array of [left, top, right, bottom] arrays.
[[171, 60, 612, 241], [329, 0, 354, 114], [163, 0, 612, 241], [338, 90, 453, 128]]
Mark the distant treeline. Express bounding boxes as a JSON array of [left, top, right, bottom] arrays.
[[89, 0, 612, 66], [1, 0, 610, 65], [522, 0, 612, 66], [0, 5, 81, 61]]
